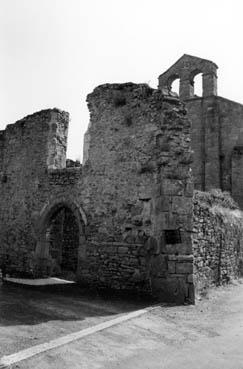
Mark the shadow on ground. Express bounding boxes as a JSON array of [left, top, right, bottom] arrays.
[[0, 282, 149, 327]]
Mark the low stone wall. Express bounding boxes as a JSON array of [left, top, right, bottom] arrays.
[[193, 190, 243, 295], [78, 241, 194, 302], [78, 241, 150, 294]]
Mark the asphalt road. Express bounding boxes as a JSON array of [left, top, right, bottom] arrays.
[[1, 281, 243, 369], [0, 282, 146, 357]]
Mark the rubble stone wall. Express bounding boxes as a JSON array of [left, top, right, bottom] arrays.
[[0, 109, 70, 275], [80, 83, 194, 302], [0, 83, 194, 303], [193, 190, 243, 295]]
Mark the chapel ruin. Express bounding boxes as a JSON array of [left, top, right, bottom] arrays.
[[0, 55, 242, 303]]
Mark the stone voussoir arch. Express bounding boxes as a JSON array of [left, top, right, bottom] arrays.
[[35, 195, 88, 263]]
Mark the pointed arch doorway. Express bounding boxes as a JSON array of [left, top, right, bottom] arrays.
[[35, 198, 87, 281]]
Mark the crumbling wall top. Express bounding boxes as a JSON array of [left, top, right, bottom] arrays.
[[1, 108, 69, 179], [5, 108, 69, 132], [86, 83, 156, 106]]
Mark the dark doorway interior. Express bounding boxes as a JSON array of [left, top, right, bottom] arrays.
[[47, 206, 79, 281]]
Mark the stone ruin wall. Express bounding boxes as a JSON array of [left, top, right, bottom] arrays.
[[157, 54, 243, 295], [0, 83, 194, 303], [1, 75, 243, 304], [80, 83, 194, 302], [193, 190, 243, 295], [0, 109, 71, 274]]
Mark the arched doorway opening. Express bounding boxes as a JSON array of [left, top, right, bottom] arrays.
[[36, 199, 87, 281], [47, 206, 79, 280]]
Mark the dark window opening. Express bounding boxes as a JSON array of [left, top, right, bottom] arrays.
[[164, 229, 181, 244]]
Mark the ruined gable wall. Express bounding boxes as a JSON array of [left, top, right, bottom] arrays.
[[80, 83, 194, 302]]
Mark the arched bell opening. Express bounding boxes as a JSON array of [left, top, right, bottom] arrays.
[[167, 74, 180, 96], [189, 69, 203, 98]]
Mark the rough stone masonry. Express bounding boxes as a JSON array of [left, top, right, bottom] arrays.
[[159, 54, 243, 208], [1, 54, 243, 304], [0, 83, 194, 303]]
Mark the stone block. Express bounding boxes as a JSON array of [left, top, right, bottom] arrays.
[[175, 255, 193, 262], [144, 237, 159, 254], [123, 234, 136, 244], [118, 246, 129, 254], [150, 254, 167, 276], [168, 261, 176, 273], [187, 274, 193, 283], [172, 196, 192, 215], [156, 233, 164, 254], [153, 184, 162, 197], [176, 262, 193, 274], [167, 255, 178, 261], [188, 283, 195, 304], [155, 212, 177, 230], [153, 196, 171, 214], [185, 181, 194, 197], [177, 214, 193, 231], [166, 244, 181, 254], [105, 245, 118, 254], [151, 276, 189, 303], [166, 242, 192, 255], [139, 188, 153, 201], [161, 179, 184, 196]]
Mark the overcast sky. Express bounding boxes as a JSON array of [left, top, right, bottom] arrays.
[[1, 0, 243, 160]]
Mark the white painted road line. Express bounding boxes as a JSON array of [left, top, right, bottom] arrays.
[[0, 305, 157, 368]]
